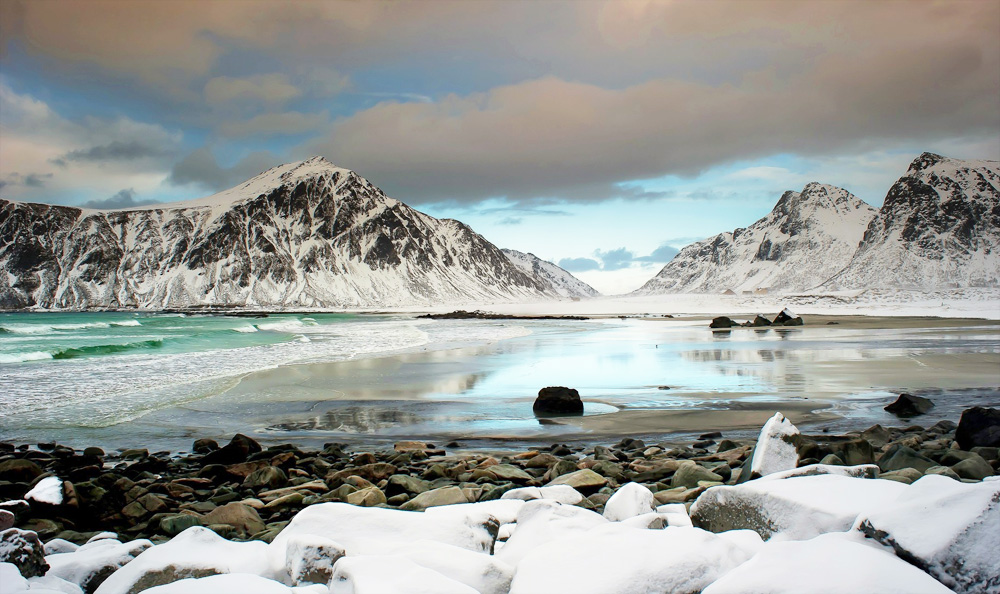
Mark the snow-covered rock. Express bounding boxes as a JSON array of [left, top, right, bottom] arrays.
[[854, 474, 1000, 594], [690, 473, 907, 540], [510, 524, 753, 594], [283, 534, 344, 586], [329, 555, 477, 594], [635, 182, 876, 295], [92, 527, 270, 594], [45, 538, 151, 593], [496, 499, 608, 566], [824, 153, 1000, 291], [0, 157, 557, 309], [702, 532, 953, 594], [747, 412, 801, 480], [501, 249, 599, 298], [381, 540, 514, 594], [140, 573, 326, 594], [24, 477, 63, 506], [0, 528, 48, 578], [603, 482, 656, 522], [500, 485, 583, 505], [25, 574, 85, 594]]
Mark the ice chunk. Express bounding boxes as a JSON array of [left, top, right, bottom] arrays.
[[603, 482, 656, 522], [748, 412, 800, 479], [691, 474, 906, 540], [854, 474, 1000, 593], [510, 524, 752, 594], [702, 532, 952, 594]]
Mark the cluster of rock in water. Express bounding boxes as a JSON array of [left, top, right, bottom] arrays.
[[709, 309, 804, 329], [1, 407, 998, 593]]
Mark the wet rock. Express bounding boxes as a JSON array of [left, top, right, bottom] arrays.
[[192, 439, 218, 454], [242, 466, 287, 490], [884, 393, 935, 418], [400, 486, 469, 511], [709, 316, 736, 329], [0, 527, 49, 578], [877, 445, 936, 474], [532, 386, 584, 415], [956, 407, 1000, 450]]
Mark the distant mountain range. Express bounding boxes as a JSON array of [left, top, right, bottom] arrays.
[[502, 249, 600, 299], [636, 153, 999, 295], [0, 157, 595, 309]]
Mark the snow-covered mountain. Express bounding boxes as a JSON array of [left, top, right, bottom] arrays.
[[0, 157, 557, 309], [822, 153, 1000, 290], [635, 183, 877, 295], [501, 249, 600, 298]]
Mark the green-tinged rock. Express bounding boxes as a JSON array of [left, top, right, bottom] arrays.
[[653, 486, 704, 504], [924, 466, 961, 481], [122, 501, 148, 520], [819, 454, 845, 466], [120, 448, 148, 460], [400, 486, 469, 511], [878, 468, 923, 484], [840, 439, 875, 466], [159, 514, 204, 536], [940, 449, 978, 466], [137, 493, 168, 514], [671, 462, 723, 489], [263, 492, 304, 510], [861, 425, 891, 448], [951, 455, 994, 481], [543, 460, 579, 483], [201, 502, 265, 537], [243, 466, 287, 490], [545, 469, 608, 493], [346, 486, 387, 507], [877, 445, 936, 473], [486, 464, 534, 483]]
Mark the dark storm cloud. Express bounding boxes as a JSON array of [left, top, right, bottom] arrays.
[[81, 188, 160, 209], [167, 148, 280, 191], [1, 172, 53, 188], [54, 141, 171, 164]]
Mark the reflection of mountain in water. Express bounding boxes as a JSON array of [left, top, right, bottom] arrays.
[[269, 407, 421, 433]]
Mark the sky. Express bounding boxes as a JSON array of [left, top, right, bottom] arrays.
[[1, 0, 998, 294]]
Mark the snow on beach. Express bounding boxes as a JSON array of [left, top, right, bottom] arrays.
[[2, 413, 998, 593]]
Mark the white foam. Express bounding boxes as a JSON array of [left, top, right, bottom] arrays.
[[233, 325, 259, 333], [0, 351, 54, 363], [110, 320, 142, 327]]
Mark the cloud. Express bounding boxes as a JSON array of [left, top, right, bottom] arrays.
[[204, 74, 302, 105], [594, 247, 635, 271], [217, 111, 329, 138], [167, 148, 279, 191], [497, 217, 522, 225], [81, 188, 160, 209], [634, 244, 680, 263], [1, 172, 53, 188], [558, 257, 601, 272], [53, 140, 172, 164]]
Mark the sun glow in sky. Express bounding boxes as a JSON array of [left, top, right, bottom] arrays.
[[1, 0, 998, 294]]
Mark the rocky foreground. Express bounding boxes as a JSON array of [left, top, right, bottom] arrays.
[[1, 407, 999, 593]]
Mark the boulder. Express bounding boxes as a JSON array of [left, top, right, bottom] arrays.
[[485, 464, 534, 483], [192, 438, 218, 454], [691, 471, 906, 540], [158, 514, 203, 537], [200, 502, 265, 538], [855, 475, 1000, 594], [884, 393, 935, 417], [544, 469, 607, 494], [329, 555, 476, 594], [497, 500, 608, 566], [326, 463, 397, 487], [709, 316, 736, 329], [0, 459, 44, 483], [745, 412, 800, 480], [243, 466, 287, 490], [751, 314, 772, 327], [951, 455, 994, 481], [385, 474, 431, 497], [500, 486, 583, 505], [532, 387, 584, 415], [956, 407, 1000, 450], [772, 308, 799, 325], [346, 486, 387, 507], [702, 532, 952, 594], [0, 527, 49, 578], [877, 445, 936, 473], [284, 534, 345, 586], [138, 573, 305, 593], [199, 434, 262, 466], [401, 486, 469, 511], [671, 462, 723, 489], [46, 537, 152, 593], [0, 510, 13, 531], [603, 482, 656, 522]]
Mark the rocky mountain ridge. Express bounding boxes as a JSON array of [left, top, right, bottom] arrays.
[[0, 157, 557, 309], [502, 249, 600, 299]]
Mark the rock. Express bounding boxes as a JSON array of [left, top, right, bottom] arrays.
[[691, 471, 906, 540], [856, 475, 1000, 594], [709, 316, 736, 329], [745, 412, 800, 480], [924, 466, 961, 481], [330, 555, 476, 594], [46, 537, 152, 593], [83, 447, 105, 458], [0, 459, 43, 483], [819, 454, 845, 466], [750, 314, 772, 327], [159, 514, 204, 537], [192, 439, 218, 454], [326, 463, 397, 487], [877, 444, 936, 473], [200, 433, 261, 466], [671, 462, 723, 489], [956, 407, 1000, 450], [0, 510, 13, 531], [532, 386, 584, 415], [385, 474, 431, 497], [772, 308, 799, 325], [879, 468, 924, 484], [346, 486, 387, 507], [838, 439, 875, 466], [951, 455, 994, 481], [862, 424, 891, 448], [544, 469, 607, 494], [500, 486, 583, 505], [486, 464, 535, 483], [884, 393, 935, 417], [242, 466, 287, 490], [0, 563, 28, 591], [701, 532, 953, 594], [401, 486, 470, 511], [200, 502, 265, 538], [0, 527, 49, 578], [603, 482, 656, 522], [285, 534, 345, 586]]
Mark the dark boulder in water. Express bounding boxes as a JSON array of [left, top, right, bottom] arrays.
[[884, 393, 935, 418], [533, 386, 584, 415], [709, 316, 736, 329]]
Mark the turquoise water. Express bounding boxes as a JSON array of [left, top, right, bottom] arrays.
[[2, 314, 999, 451]]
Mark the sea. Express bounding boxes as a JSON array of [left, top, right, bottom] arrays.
[[2, 312, 999, 452]]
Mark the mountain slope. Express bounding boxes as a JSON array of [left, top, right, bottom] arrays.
[[635, 183, 877, 294], [823, 153, 1000, 290], [502, 249, 600, 298], [0, 157, 556, 309]]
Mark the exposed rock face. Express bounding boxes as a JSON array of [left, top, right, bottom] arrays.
[[635, 183, 876, 295], [501, 249, 600, 299], [824, 153, 1000, 290], [0, 157, 555, 309]]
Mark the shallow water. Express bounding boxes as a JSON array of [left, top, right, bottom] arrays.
[[2, 313, 999, 451]]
